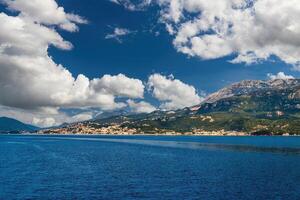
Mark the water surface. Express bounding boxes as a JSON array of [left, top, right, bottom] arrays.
[[1, 135, 300, 199]]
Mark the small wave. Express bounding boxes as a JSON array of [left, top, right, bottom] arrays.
[[6, 141, 27, 145]]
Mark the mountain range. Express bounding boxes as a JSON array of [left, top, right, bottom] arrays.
[[4, 78, 300, 135], [85, 78, 300, 135]]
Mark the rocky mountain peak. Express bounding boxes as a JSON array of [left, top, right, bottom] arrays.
[[204, 79, 300, 103]]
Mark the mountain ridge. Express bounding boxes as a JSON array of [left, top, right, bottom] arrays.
[[0, 117, 39, 133], [203, 79, 300, 104], [38, 78, 300, 135]]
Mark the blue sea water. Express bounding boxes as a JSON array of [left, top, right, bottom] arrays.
[[0, 135, 300, 200]]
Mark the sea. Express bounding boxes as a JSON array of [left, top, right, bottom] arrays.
[[0, 135, 300, 200]]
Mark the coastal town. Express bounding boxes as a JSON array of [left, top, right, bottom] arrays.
[[37, 121, 248, 136], [38, 123, 138, 135]]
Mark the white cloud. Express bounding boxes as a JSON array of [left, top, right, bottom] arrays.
[[0, 12, 144, 110], [0, 0, 147, 126], [3, 0, 88, 32], [0, 105, 86, 127], [0, 1, 145, 110], [70, 113, 93, 123], [32, 117, 57, 128], [109, 0, 121, 5], [267, 72, 295, 80], [0, 0, 210, 126], [51, 73, 144, 110], [105, 27, 135, 43], [151, 0, 300, 68], [111, 0, 300, 68], [92, 74, 144, 98], [127, 100, 156, 113], [148, 74, 203, 110], [0, 105, 95, 128], [109, 0, 152, 11]]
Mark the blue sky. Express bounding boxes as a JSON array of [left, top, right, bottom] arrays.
[[0, 0, 300, 126], [52, 0, 297, 92]]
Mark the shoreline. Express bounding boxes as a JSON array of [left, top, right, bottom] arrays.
[[2, 133, 299, 137]]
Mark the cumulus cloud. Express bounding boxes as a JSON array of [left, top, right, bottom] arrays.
[[105, 27, 135, 43], [51, 73, 144, 110], [0, 12, 144, 110], [3, 0, 88, 32], [0, 0, 208, 126], [109, 0, 300, 68], [0, 0, 147, 125], [267, 72, 295, 80], [148, 74, 203, 110], [0, 0, 144, 110], [127, 100, 156, 113], [117, 0, 298, 68]]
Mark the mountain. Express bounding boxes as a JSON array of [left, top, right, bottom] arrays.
[[204, 79, 300, 103], [40, 79, 300, 135], [0, 117, 39, 133]]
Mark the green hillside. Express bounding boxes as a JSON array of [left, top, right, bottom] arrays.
[[91, 79, 300, 135]]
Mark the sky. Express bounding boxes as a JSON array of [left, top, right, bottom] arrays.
[[0, 0, 300, 127]]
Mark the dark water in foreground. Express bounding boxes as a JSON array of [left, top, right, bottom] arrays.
[[1, 135, 300, 200]]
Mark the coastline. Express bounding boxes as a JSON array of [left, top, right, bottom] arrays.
[[6, 133, 299, 137]]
